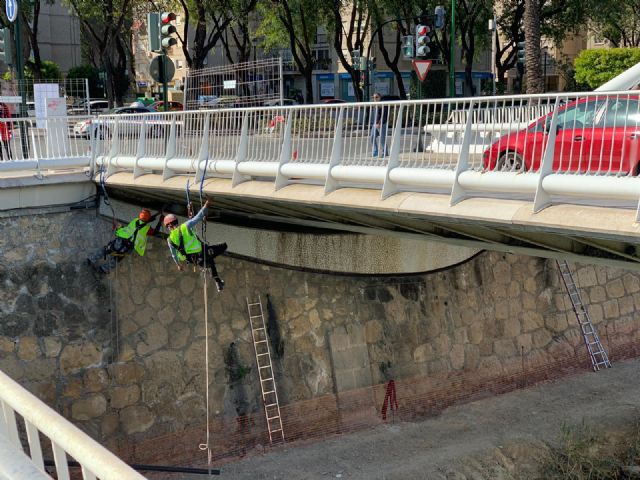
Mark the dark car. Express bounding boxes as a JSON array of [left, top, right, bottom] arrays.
[[74, 106, 156, 139], [483, 96, 640, 175]]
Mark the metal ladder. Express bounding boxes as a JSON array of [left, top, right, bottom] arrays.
[[556, 260, 612, 371], [246, 297, 285, 444]]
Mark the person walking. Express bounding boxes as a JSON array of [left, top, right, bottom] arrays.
[[87, 208, 163, 274], [163, 200, 227, 292], [0, 103, 13, 161], [370, 93, 389, 157]]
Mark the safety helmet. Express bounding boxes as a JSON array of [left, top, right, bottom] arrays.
[[163, 214, 178, 227], [139, 209, 152, 223]]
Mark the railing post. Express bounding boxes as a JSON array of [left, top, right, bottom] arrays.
[[24, 419, 45, 472], [381, 105, 405, 199], [133, 117, 147, 179], [162, 116, 178, 181], [88, 117, 98, 178], [450, 100, 476, 205], [194, 114, 210, 183], [1, 402, 20, 447], [275, 111, 293, 191], [232, 111, 251, 187], [533, 98, 561, 213], [324, 108, 345, 194], [106, 118, 120, 177]]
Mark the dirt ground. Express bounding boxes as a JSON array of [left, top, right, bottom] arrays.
[[213, 357, 640, 480]]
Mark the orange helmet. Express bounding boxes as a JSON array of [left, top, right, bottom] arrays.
[[139, 209, 152, 223], [163, 214, 178, 227]]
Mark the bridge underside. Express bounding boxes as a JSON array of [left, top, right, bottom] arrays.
[[102, 172, 640, 272]]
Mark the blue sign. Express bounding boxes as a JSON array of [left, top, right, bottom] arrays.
[[316, 74, 335, 81], [5, 0, 18, 23]]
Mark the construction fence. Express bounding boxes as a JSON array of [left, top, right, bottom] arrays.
[[121, 324, 640, 476]]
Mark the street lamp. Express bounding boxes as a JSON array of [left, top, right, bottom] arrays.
[[449, 0, 455, 97]]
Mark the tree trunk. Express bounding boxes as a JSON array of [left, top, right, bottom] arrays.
[[524, 0, 543, 93]]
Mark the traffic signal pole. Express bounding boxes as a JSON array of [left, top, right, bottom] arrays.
[[449, 0, 455, 97], [160, 54, 168, 108], [14, 7, 29, 157]]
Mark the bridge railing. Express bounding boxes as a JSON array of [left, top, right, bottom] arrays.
[[2, 92, 639, 216], [0, 368, 145, 480]]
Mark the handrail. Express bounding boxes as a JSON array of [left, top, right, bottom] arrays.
[[0, 369, 146, 480]]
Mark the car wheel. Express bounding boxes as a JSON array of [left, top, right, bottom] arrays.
[[497, 151, 525, 172]]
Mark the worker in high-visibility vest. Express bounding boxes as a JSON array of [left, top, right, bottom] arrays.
[[87, 208, 163, 274], [164, 199, 227, 292]]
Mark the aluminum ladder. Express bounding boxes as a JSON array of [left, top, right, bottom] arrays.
[[556, 260, 612, 371], [246, 296, 285, 443]]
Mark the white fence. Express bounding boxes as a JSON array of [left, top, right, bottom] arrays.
[[3, 91, 640, 217], [0, 369, 145, 480]]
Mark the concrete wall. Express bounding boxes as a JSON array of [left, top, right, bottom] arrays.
[[1, 209, 640, 464]]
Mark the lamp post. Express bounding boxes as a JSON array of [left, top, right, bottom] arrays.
[[542, 46, 548, 93], [449, 0, 455, 97]]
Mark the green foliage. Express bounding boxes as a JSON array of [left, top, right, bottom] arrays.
[[538, 419, 640, 480], [25, 61, 62, 80], [574, 48, 640, 89], [67, 64, 102, 97]]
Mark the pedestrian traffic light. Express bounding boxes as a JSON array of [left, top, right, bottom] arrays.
[[147, 13, 161, 52], [434, 6, 445, 29], [0, 28, 12, 65], [402, 36, 414, 59], [415, 24, 432, 57], [160, 12, 178, 50], [517, 41, 526, 64]]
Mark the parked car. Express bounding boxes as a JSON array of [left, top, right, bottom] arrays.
[[263, 98, 299, 107], [151, 100, 184, 112], [483, 96, 640, 175], [321, 98, 346, 104], [73, 106, 155, 138], [68, 99, 110, 116]]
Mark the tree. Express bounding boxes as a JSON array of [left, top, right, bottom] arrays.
[[585, 0, 640, 47], [458, 0, 492, 96], [65, 0, 135, 105], [218, 0, 259, 64], [25, 60, 61, 80], [68, 64, 103, 97], [256, 0, 325, 103], [523, 0, 543, 93], [574, 48, 640, 89]]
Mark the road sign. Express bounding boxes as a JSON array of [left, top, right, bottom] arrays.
[[412, 60, 432, 82], [5, 0, 18, 22], [149, 55, 175, 83]]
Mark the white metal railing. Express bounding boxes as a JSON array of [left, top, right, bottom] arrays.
[[0, 369, 145, 480], [4, 91, 640, 219]]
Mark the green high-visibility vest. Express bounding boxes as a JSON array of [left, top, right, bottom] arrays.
[[115, 219, 151, 256], [169, 223, 202, 261]]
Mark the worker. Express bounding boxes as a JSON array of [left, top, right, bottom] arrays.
[[163, 200, 227, 292], [87, 208, 163, 274]]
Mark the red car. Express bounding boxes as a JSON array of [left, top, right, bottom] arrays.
[[483, 96, 640, 175], [151, 101, 184, 112]]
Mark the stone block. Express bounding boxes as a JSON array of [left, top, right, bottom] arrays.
[[17, 337, 40, 361], [605, 279, 625, 299], [352, 367, 373, 389], [450, 344, 465, 370], [101, 413, 120, 437], [346, 324, 365, 346], [588, 303, 603, 323], [468, 323, 483, 345], [576, 266, 598, 287], [110, 362, 145, 385], [517, 333, 532, 354], [413, 344, 433, 363], [603, 299, 620, 319], [119, 405, 154, 434], [493, 261, 512, 285], [136, 323, 168, 356], [588, 286, 607, 304], [522, 311, 543, 333], [72, 394, 107, 421], [619, 295, 635, 316], [495, 301, 509, 321], [84, 368, 109, 392], [364, 320, 383, 343], [493, 339, 516, 357], [157, 305, 176, 326], [545, 313, 568, 333], [523, 277, 537, 294], [60, 343, 103, 375], [42, 337, 62, 358], [502, 317, 521, 337], [110, 385, 140, 409], [329, 329, 350, 352], [479, 339, 494, 356], [334, 370, 356, 392], [0, 336, 15, 355], [532, 329, 552, 349], [623, 273, 640, 294]]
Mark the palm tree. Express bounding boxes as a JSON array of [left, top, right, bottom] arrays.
[[523, 0, 543, 93]]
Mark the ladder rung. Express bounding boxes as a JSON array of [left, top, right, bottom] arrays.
[[257, 353, 270, 357], [253, 327, 265, 331], [247, 302, 261, 306], [264, 390, 275, 395], [270, 428, 283, 433], [265, 403, 278, 407], [255, 340, 268, 344], [267, 415, 281, 421], [259, 365, 271, 369], [261, 377, 273, 382], [250, 315, 263, 319]]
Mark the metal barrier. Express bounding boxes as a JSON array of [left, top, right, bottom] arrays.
[[0, 369, 145, 480], [2, 92, 640, 218]]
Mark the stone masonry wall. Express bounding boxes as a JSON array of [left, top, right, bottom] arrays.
[[1, 209, 640, 465]]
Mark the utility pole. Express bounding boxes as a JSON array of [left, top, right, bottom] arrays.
[[449, 0, 455, 97]]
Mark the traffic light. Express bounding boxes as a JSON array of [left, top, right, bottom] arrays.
[[351, 49, 361, 70], [147, 13, 160, 52], [402, 36, 414, 59], [0, 28, 12, 65], [160, 12, 178, 50], [517, 41, 526, 64], [434, 6, 445, 29], [415, 24, 432, 57]]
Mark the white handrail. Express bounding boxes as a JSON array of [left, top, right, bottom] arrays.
[[0, 369, 146, 480]]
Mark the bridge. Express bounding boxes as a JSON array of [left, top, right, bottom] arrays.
[[3, 91, 640, 272]]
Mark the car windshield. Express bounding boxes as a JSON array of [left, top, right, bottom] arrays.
[[531, 99, 607, 132]]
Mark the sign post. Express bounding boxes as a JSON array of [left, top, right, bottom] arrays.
[[412, 60, 432, 82]]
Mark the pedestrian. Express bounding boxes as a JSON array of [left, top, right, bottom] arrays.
[[0, 102, 13, 161], [370, 93, 389, 157], [87, 208, 164, 274], [163, 200, 227, 292]]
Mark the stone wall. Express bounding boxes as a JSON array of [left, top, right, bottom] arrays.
[[2, 209, 640, 465]]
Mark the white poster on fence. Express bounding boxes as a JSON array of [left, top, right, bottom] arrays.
[[34, 83, 59, 128], [45, 97, 71, 157]]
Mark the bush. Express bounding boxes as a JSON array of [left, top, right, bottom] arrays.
[[574, 48, 640, 89]]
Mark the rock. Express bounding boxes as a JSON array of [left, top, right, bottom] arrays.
[[17, 337, 40, 361], [119, 405, 154, 434], [60, 344, 103, 374], [110, 385, 140, 409], [72, 394, 107, 420]]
